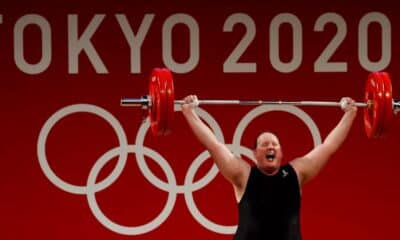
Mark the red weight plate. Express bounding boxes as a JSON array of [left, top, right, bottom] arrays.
[[364, 72, 384, 138], [378, 72, 394, 136], [161, 68, 174, 135], [148, 70, 159, 135], [363, 74, 373, 137], [157, 69, 168, 135], [374, 72, 386, 137], [158, 68, 168, 136], [149, 68, 166, 136], [150, 68, 175, 136]]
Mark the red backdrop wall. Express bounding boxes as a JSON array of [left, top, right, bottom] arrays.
[[1, 0, 400, 239]]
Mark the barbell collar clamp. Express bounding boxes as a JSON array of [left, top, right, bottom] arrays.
[[394, 99, 400, 114], [121, 96, 151, 108]]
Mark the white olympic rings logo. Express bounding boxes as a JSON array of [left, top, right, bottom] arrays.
[[37, 104, 321, 236]]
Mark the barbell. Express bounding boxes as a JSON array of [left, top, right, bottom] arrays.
[[120, 68, 400, 138]]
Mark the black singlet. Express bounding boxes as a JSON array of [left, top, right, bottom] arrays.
[[233, 164, 301, 240]]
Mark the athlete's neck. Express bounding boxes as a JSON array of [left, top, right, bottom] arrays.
[[258, 166, 280, 176]]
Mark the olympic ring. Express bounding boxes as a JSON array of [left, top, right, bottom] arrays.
[[37, 104, 128, 194], [87, 145, 177, 235], [37, 103, 321, 236], [134, 105, 223, 193]]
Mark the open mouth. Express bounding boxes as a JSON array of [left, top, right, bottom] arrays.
[[265, 150, 275, 161]]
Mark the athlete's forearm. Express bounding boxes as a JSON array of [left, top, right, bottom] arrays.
[[182, 107, 220, 150], [323, 109, 357, 153]]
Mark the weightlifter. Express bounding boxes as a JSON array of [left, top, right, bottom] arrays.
[[181, 95, 358, 240]]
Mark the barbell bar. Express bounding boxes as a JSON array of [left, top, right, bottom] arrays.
[[120, 68, 399, 138], [122, 98, 368, 107]]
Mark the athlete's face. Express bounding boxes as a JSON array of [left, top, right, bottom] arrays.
[[253, 132, 283, 175]]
